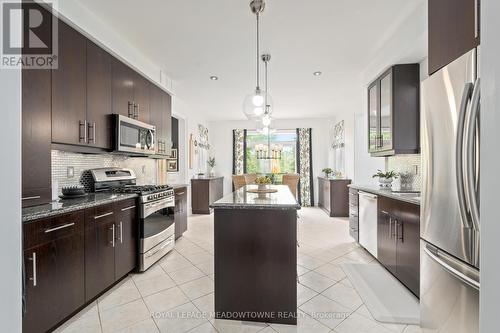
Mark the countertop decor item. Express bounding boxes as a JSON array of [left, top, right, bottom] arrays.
[[373, 170, 399, 187], [207, 157, 216, 177], [255, 176, 272, 191], [322, 168, 333, 178]]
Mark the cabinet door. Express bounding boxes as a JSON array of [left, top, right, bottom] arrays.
[[23, 212, 85, 333], [115, 199, 138, 279], [163, 91, 173, 149], [377, 198, 397, 274], [84, 204, 116, 301], [175, 188, 188, 239], [134, 74, 151, 123], [22, 68, 52, 207], [428, 0, 479, 75], [52, 21, 87, 145], [86, 41, 112, 149], [368, 83, 379, 152], [379, 71, 393, 151], [150, 85, 165, 153], [396, 203, 420, 296], [112, 59, 135, 118]]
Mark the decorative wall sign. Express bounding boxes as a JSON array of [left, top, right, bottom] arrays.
[[332, 120, 345, 149]]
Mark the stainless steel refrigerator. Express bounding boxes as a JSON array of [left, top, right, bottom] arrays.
[[420, 48, 480, 333]]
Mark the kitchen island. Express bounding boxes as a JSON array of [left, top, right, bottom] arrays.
[[210, 185, 300, 325]]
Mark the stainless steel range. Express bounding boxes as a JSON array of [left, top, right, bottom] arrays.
[[91, 168, 175, 272]]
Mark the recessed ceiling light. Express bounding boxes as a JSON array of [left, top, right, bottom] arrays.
[[210, 76, 219, 81], [313, 71, 322, 76]]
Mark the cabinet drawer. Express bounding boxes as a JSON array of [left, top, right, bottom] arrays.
[[24, 210, 85, 249], [114, 198, 137, 212]]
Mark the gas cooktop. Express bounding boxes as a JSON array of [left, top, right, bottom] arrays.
[[111, 185, 173, 195]]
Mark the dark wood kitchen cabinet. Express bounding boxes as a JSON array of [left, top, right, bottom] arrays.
[[84, 203, 116, 301], [150, 84, 173, 155], [134, 74, 151, 123], [174, 186, 188, 239], [318, 178, 351, 217], [348, 188, 359, 242], [51, 21, 87, 146], [85, 200, 138, 301], [428, 0, 480, 75], [22, 68, 52, 207], [377, 196, 420, 296], [367, 64, 420, 157], [191, 177, 224, 214], [86, 40, 113, 149], [23, 211, 85, 333], [114, 199, 139, 278]]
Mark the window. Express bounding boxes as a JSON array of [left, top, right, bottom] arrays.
[[245, 129, 297, 182]]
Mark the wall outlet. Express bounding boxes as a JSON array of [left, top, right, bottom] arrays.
[[142, 165, 146, 174], [414, 165, 419, 175], [67, 166, 74, 178]]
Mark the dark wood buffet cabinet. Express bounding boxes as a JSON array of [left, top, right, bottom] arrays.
[[317, 178, 351, 217], [23, 199, 138, 333], [22, 3, 173, 207], [191, 177, 224, 214]]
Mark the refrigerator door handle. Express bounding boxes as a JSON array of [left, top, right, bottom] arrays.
[[456, 83, 474, 229], [465, 78, 481, 232], [424, 245, 480, 291]]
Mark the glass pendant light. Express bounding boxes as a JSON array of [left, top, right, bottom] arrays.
[[243, 0, 266, 120]]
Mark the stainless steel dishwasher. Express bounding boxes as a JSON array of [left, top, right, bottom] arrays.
[[358, 191, 378, 258]]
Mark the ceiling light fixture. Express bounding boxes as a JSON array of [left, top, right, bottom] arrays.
[[210, 76, 219, 80], [313, 71, 322, 76], [243, 0, 266, 120], [260, 53, 273, 127]]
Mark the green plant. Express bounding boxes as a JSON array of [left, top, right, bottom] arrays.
[[322, 168, 333, 177], [207, 157, 216, 168], [372, 169, 399, 179], [255, 176, 272, 185]]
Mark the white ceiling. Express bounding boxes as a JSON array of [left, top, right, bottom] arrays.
[[75, 0, 427, 121]]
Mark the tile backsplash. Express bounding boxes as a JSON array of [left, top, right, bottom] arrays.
[[52, 150, 157, 196], [385, 154, 421, 190]]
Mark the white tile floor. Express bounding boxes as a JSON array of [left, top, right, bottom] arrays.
[[54, 207, 423, 333]]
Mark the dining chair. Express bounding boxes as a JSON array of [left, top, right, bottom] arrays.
[[282, 173, 300, 199], [232, 175, 247, 191], [244, 173, 258, 185]]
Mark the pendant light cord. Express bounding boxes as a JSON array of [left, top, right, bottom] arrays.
[[264, 57, 268, 108], [256, 13, 260, 91]]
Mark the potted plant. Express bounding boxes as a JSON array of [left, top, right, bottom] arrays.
[[255, 176, 272, 191], [372, 170, 399, 187], [322, 168, 333, 178], [207, 157, 216, 177]]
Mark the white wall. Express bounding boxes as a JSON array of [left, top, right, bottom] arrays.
[[480, 0, 500, 331], [0, 7, 22, 330], [209, 118, 333, 205]]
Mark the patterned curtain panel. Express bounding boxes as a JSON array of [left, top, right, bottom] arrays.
[[232, 129, 246, 175], [296, 128, 314, 207]]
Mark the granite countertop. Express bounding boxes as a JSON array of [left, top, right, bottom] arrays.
[[211, 185, 301, 210], [22, 193, 138, 223], [170, 184, 189, 189], [349, 184, 421, 205]]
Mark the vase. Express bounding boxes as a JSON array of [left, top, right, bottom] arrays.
[[258, 184, 268, 191], [378, 177, 394, 188], [209, 167, 215, 177]]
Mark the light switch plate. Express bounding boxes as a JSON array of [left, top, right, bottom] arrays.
[[67, 166, 74, 178]]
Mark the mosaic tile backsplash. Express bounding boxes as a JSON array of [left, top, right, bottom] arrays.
[[385, 154, 422, 190], [52, 150, 157, 196]]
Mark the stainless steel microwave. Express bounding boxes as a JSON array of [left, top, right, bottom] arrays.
[[114, 115, 156, 155]]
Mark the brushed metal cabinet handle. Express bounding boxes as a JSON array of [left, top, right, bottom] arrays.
[[87, 122, 96, 143], [45, 222, 75, 233], [121, 205, 136, 212], [119, 221, 123, 244], [128, 101, 134, 118], [22, 196, 41, 201], [474, 0, 479, 39], [94, 212, 114, 220], [79, 120, 87, 143], [29, 252, 37, 287], [110, 224, 115, 247]]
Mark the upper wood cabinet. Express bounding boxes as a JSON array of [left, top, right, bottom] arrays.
[[51, 21, 87, 146], [367, 64, 420, 157], [86, 41, 113, 149], [134, 74, 151, 123], [22, 67, 52, 207], [428, 0, 480, 75], [150, 84, 172, 155]]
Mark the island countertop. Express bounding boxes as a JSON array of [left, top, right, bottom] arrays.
[[211, 185, 301, 210]]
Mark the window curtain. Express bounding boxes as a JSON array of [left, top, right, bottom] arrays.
[[232, 129, 247, 175], [296, 128, 314, 207]]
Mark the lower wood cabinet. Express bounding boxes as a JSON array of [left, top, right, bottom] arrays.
[[377, 196, 420, 296], [23, 211, 85, 333], [318, 178, 352, 217], [191, 177, 224, 214], [348, 188, 359, 242], [23, 199, 138, 333], [174, 187, 188, 239]]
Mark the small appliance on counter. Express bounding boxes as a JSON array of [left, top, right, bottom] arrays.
[[59, 185, 88, 199], [90, 167, 175, 271]]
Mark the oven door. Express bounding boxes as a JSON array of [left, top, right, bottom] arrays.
[[140, 198, 175, 253], [115, 115, 156, 155]]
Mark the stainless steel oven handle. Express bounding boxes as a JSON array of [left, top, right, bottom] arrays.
[[465, 78, 480, 232], [146, 239, 172, 258], [456, 83, 474, 229]]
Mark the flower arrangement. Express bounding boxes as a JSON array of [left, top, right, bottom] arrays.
[[255, 176, 272, 185], [322, 168, 333, 178]]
